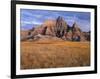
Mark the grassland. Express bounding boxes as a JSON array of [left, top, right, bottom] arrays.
[[21, 40, 90, 69]]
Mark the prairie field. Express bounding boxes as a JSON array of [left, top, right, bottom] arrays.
[[21, 40, 90, 69]]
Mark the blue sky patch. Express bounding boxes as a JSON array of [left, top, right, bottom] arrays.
[[20, 9, 90, 32]]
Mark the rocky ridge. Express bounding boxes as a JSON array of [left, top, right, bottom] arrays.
[[21, 16, 90, 42]]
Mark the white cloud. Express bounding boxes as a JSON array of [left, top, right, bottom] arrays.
[[21, 20, 42, 25]]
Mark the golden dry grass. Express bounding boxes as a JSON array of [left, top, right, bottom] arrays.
[[21, 40, 90, 69]]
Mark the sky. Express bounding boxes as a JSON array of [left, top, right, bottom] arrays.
[[20, 9, 90, 32]]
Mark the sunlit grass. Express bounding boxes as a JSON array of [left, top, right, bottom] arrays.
[[21, 41, 90, 69]]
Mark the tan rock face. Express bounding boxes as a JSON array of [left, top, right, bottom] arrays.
[[65, 31, 73, 41], [43, 19, 56, 36], [31, 25, 47, 36], [72, 22, 82, 41]]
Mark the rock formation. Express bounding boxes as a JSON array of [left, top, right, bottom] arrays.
[[55, 16, 67, 38], [21, 16, 90, 42], [72, 22, 82, 41], [42, 19, 56, 36], [64, 25, 73, 40]]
